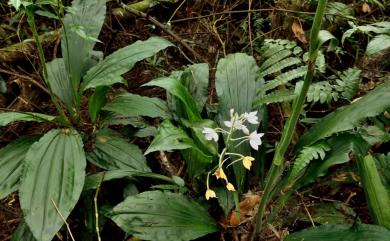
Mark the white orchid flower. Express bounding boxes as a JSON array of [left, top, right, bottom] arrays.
[[244, 111, 259, 124], [224, 120, 249, 134], [202, 127, 219, 142], [248, 131, 264, 150]]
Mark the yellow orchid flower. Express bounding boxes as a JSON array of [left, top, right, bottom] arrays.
[[213, 168, 228, 181], [205, 189, 217, 200], [226, 182, 236, 192], [242, 156, 255, 170]]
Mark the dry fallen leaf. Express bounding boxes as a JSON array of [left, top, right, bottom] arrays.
[[229, 193, 260, 226], [362, 3, 372, 13], [292, 22, 307, 44]]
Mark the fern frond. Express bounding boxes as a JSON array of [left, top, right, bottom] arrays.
[[261, 39, 301, 58], [335, 67, 362, 100], [260, 49, 293, 71], [306, 68, 361, 104], [253, 89, 296, 107], [307, 81, 339, 104], [259, 66, 307, 94], [262, 45, 285, 59], [288, 142, 331, 182], [259, 57, 302, 79]]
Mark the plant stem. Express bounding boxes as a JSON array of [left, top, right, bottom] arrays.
[[26, 9, 70, 125], [251, 0, 328, 239]]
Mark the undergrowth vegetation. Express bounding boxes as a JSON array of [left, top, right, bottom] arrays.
[[0, 0, 389, 240]]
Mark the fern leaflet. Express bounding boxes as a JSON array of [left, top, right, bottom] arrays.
[[253, 89, 296, 107], [288, 142, 331, 182]]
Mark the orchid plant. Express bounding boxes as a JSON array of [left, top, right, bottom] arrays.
[[202, 109, 264, 200]]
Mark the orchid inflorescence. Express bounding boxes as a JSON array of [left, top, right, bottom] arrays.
[[202, 109, 264, 200]]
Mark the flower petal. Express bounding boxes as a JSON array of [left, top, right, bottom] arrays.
[[202, 127, 219, 142], [205, 189, 217, 200], [224, 121, 232, 128], [226, 183, 236, 191], [242, 156, 255, 170], [214, 168, 228, 181]]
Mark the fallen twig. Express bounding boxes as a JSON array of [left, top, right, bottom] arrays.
[[120, 2, 207, 63]]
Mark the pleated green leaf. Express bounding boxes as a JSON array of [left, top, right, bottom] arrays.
[[46, 58, 74, 109], [145, 120, 208, 157], [11, 222, 36, 241], [19, 129, 86, 241], [297, 82, 390, 148], [0, 136, 38, 199], [144, 77, 201, 121], [88, 86, 109, 123], [180, 63, 209, 112], [82, 37, 173, 90], [110, 191, 218, 241], [357, 154, 390, 229], [102, 92, 171, 119], [285, 224, 390, 241], [366, 34, 390, 55], [87, 128, 151, 172], [0, 112, 56, 127], [216, 53, 260, 190], [62, 0, 106, 88]]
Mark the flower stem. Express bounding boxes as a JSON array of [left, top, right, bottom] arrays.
[[251, 0, 328, 238]]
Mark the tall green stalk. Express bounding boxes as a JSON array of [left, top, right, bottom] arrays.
[[26, 9, 70, 125], [251, 0, 328, 239]]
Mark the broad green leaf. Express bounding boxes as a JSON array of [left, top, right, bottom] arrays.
[[84, 170, 184, 191], [8, 0, 23, 9], [180, 63, 209, 112], [110, 191, 218, 241], [357, 154, 390, 229], [180, 119, 217, 178], [11, 222, 36, 241], [132, 126, 157, 137], [285, 224, 390, 241], [0, 136, 38, 199], [215, 188, 235, 217], [374, 153, 390, 192], [82, 37, 173, 90], [360, 125, 390, 145], [101, 113, 150, 127], [317, 30, 339, 51], [144, 77, 201, 121], [181, 148, 212, 179], [297, 82, 390, 148], [300, 134, 369, 185], [62, 0, 106, 89], [179, 120, 217, 179], [87, 128, 151, 172], [216, 53, 260, 190], [181, 119, 218, 156], [19, 129, 86, 241], [102, 92, 171, 119], [145, 120, 209, 157], [0, 112, 56, 126], [366, 34, 390, 55], [46, 58, 74, 109], [83, 170, 141, 191], [88, 86, 109, 123], [296, 202, 356, 225]]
